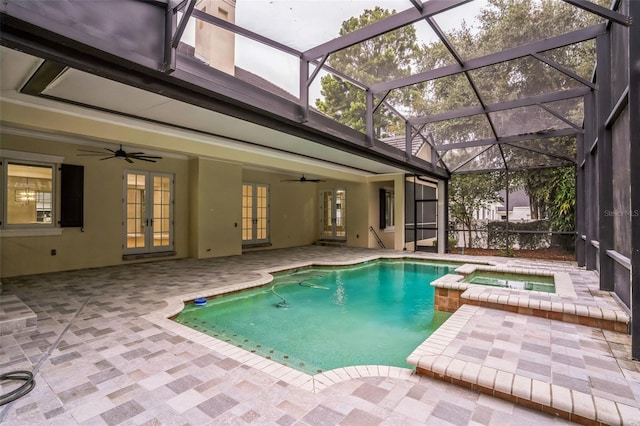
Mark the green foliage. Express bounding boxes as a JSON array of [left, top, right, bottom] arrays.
[[416, 0, 600, 159], [314, 7, 421, 136], [487, 220, 550, 250], [449, 172, 504, 248], [548, 167, 575, 232]]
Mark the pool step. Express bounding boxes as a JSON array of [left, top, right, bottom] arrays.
[[314, 239, 346, 247]]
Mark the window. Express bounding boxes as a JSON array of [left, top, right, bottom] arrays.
[[1, 150, 65, 236], [242, 183, 269, 245], [7, 163, 53, 225]]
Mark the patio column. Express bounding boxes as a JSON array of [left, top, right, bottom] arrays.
[[584, 91, 598, 270], [629, 0, 640, 360], [596, 33, 614, 291], [576, 134, 585, 267]]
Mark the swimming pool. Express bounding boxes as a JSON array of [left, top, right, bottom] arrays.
[[173, 259, 456, 374]]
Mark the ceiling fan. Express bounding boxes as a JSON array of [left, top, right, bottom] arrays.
[[281, 174, 325, 183], [77, 145, 162, 163]]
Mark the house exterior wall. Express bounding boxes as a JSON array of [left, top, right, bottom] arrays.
[[242, 169, 318, 250], [0, 133, 190, 277], [0, 103, 408, 277], [191, 158, 243, 258]]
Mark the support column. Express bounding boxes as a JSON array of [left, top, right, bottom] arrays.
[[576, 134, 585, 266], [597, 33, 614, 291], [438, 179, 447, 255], [365, 90, 374, 147], [629, 0, 640, 360], [584, 92, 598, 270], [505, 168, 510, 254]]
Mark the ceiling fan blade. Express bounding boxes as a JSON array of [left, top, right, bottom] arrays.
[[306, 179, 325, 182], [99, 156, 114, 161], [125, 157, 134, 164], [78, 149, 107, 154], [132, 157, 157, 163], [132, 155, 162, 160]]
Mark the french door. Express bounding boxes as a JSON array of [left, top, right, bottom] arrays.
[[320, 189, 346, 240], [242, 183, 269, 245], [123, 171, 174, 254]]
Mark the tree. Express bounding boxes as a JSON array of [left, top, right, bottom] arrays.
[[315, 7, 421, 137], [512, 168, 553, 220], [449, 172, 504, 248]]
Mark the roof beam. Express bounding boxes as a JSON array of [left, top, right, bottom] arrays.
[[371, 24, 606, 94], [409, 86, 591, 126], [171, 0, 196, 48], [560, 0, 631, 26], [503, 142, 575, 163], [436, 128, 580, 152], [302, 0, 473, 60], [191, 9, 301, 57], [531, 53, 597, 89]]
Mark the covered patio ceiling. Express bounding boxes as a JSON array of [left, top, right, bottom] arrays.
[[0, 0, 631, 176]]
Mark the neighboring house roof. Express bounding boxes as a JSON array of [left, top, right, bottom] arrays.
[[234, 66, 300, 103], [380, 135, 427, 156], [497, 189, 530, 211], [178, 42, 300, 104]]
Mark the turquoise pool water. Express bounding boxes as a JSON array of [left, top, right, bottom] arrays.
[[465, 272, 555, 293], [174, 259, 456, 374]]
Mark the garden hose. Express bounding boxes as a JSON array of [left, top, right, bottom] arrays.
[[0, 370, 35, 406]]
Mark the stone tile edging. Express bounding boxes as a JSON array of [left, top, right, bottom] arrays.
[[406, 305, 640, 425], [430, 264, 629, 330]]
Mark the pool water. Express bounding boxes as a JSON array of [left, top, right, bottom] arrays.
[[465, 272, 555, 293], [173, 260, 455, 374]]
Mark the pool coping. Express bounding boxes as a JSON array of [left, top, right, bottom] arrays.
[[430, 265, 630, 331], [405, 305, 640, 424], [144, 253, 486, 392], [453, 263, 577, 298]]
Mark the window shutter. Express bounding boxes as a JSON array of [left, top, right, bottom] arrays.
[[60, 164, 84, 227], [379, 188, 386, 229]]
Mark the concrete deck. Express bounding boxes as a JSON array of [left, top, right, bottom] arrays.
[[1, 246, 638, 425]]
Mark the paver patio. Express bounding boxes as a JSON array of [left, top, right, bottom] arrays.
[[1, 246, 638, 425]]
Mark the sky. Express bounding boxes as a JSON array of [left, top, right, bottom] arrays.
[[183, 0, 487, 101]]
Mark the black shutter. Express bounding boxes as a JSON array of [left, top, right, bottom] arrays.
[[379, 188, 386, 229], [60, 164, 84, 227]]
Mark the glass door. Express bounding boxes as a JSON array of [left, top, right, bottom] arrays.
[[123, 171, 173, 254], [320, 189, 346, 240], [242, 183, 269, 245]]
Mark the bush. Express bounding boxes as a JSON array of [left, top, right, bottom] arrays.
[[487, 220, 550, 250]]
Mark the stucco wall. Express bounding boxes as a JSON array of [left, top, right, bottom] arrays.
[[242, 169, 318, 250], [0, 134, 190, 277]]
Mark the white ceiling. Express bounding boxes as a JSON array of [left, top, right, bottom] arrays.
[[0, 46, 406, 179]]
